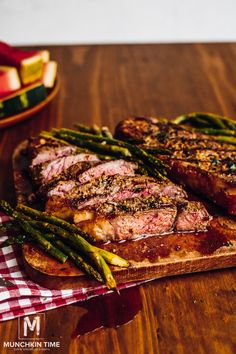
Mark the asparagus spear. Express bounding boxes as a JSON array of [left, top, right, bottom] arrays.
[[0, 206, 105, 283], [101, 126, 113, 139], [0, 221, 19, 232], [0, 201, 68, 263], [74, 123, 96, 134], [172, 114, 192, 125], [18, 205, 130, 268], [1, 234, 26, 247], [53, 132, 131, 158], [173, 112, 236, 130], [32, 220, 130, 268], [197, 128, 236, 137], [74, 123, 113, 138], [41, 130, 116, 161], [40, 131, 73, 145], [52, 128, 167, 178], [42, 233, 103, 283], [18, 204, 92, 234], [94, 247, 129, 268], [215, 136, 236, 146], [21, 222, 68, 263], [91, 124, 102, 136], [37, 225, 117, 289], [16, 205, 118, 289], [173, 112, 227, 128]]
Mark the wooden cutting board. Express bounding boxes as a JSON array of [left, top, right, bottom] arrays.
[[13, 141, 236, 290]]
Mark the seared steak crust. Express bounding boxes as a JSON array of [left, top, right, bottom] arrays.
[[79, 207, 178, 242], [115, 118, 236, 151], [115, 117, 236, 214], [25, 127, 212, 242], [79, 195, 175, 216], [28, 137, 77, 167], [46, 174, 187, 217], [77, 159, 138, 184], [30, 153, 100, 185], [39, 159, 138, 197], [38, 161, 100, 196], [73, 196, 210, 242]]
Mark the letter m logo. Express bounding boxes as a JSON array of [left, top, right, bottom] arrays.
[[18, 313, 45, 339], [24, 316, 40, 336]]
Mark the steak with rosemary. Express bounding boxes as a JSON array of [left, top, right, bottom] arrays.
[[115, 117, 236, 214]]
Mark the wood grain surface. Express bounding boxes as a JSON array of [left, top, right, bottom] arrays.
[[0, 43, 236, 354]]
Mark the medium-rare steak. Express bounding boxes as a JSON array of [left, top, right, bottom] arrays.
[[115, 117, 236, 151], [115, 117, 236, 215], [45, 174, 187, 219], [30, 153, 100, 185], [73, 197, 211, 242], [28, 137, 77, 166], [77, 159, 138, 184], [23, 128, 212, 242], [38, 159, 138, 197]]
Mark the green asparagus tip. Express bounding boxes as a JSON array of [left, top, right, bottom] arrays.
[[97, 248, 130, 268], [106, 274, 117, 290]]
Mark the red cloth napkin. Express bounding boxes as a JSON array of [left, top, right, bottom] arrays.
[[0, 212, 145, 322]]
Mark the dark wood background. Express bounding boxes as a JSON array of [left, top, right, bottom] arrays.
[[0, 44, 236, 354]]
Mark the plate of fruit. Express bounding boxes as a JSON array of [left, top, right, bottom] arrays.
[[0, 41, 59, 129]]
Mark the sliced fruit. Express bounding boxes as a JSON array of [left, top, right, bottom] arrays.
[[0, 41, 43, 85], [0, 66, 21, 97], [0, 82, 47, 118], [42, 61, 57, 88]]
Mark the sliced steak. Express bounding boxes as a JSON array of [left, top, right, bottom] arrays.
[[174, 201, 211, 232], [45, 174, 186, 218], [115, 117, 236, 215], [28, 137, 76, 166], [31, 145, 76, 167], [38, 161, 100, 196], [73, 196, 211, 242], [77, 159, 138, 184], [39, 159, 138, 197], [30, 153, 100, 185]]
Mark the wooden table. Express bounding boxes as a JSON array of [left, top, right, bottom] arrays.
[[0, 44, 236, 354]]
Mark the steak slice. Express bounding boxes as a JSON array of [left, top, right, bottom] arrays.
[[38, 161, 100, 196], [45, 174, 187, 219], [31, 146, 77, 167], [30, 153, 100, 185], [115, 117, 236, 215], [72, 197, 211, 242], [77, 159, 138, 184], [39, 159, 138, 197], [28, 137, 77, 166]]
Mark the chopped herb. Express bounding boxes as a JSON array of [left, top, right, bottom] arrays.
[[227, 161, 236, 172], [156, 131, 167, 143], [211, 157, 220, 165], [133, 187, 143, 193]]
